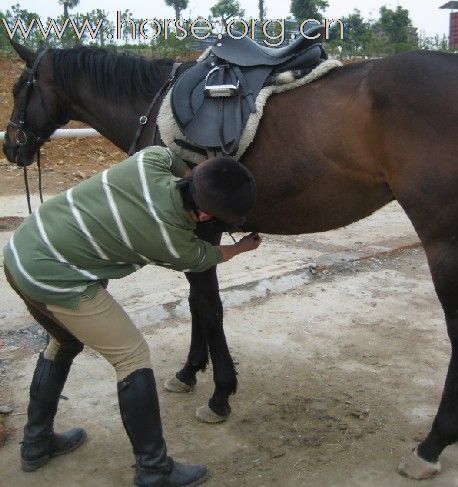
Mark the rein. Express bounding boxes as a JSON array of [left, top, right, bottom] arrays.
[[8, 48, 62, 214], [127, 62, 181, 156]]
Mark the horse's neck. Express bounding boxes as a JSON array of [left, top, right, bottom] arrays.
[[66, 91, 152, 154]]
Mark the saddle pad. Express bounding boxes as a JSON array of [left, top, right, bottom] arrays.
[[157, 59, 343, 165]]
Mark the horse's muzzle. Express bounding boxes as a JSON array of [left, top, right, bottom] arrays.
[[2, 136, 36, 167]]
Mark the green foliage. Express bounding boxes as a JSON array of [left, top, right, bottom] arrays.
[[150, 30, 193, 59], [0, 10, 12, 52], [82, 9, 114, 47], [2, 3, 42, 50], [290, 0, 329, 23], [373, 6, 418, 54], [0, 1, 453, 58], [210, 0, 245, 27], [327, 9, 377, 58], [326, 5, 424, 58], [419, 34, 451, 51]]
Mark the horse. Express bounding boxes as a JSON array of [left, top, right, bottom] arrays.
[[3, 40, 458, 480]]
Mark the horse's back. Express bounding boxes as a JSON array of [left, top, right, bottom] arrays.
[[368, 51, 458, 118]]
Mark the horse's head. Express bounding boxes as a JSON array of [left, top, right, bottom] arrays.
[[3, 41, 68, 167]]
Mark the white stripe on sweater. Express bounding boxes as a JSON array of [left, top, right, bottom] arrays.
[[34, 209, 99, 281], [137, 151, 180, 259], [66, 188, 108, 260], [101, 170, 148, 269], [8, 236, 87, 293]]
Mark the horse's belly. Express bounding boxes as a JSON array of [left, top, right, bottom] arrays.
[[246, 178, 393, 235]]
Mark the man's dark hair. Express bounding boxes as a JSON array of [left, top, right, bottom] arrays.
[[176, 157, 256, 226]]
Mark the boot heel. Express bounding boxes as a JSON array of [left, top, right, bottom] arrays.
[[21, 454, 50, 472]]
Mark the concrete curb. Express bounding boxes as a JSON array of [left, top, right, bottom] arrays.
[[128, 241, 422, 329]]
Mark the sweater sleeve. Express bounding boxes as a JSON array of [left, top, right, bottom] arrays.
[[174, 235, 224, 273], [141, 146, 188, 178]]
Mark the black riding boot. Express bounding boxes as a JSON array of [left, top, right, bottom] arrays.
[[117, 368, 208, 487], [21, 352, 87, 472]]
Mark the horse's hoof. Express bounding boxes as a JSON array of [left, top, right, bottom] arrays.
[[164, 376, 193, 393], [397, 447, 441, 480], [195, 405, 228, 423]]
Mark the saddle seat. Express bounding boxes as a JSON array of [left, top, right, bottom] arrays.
[[211, 24, 324, 66], [169, 25, 327, 156]]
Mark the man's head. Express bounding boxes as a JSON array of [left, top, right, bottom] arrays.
[[178, 157, 256, 228]]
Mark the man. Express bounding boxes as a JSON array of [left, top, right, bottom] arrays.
[[3, 146, 261, 487]]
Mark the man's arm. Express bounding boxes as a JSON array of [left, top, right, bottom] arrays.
[[218, 233, 261, 262]]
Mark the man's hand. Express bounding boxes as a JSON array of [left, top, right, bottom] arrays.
[[219, 233, 262, 262], [236, 233, 262, 252]]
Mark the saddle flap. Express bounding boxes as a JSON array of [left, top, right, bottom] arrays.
[[182, 96, 241, 149], [172, 61, 209, 127], [171, 59, 273, 153]]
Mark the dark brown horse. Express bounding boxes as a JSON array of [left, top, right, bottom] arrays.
[[3, 41, 458, 479]]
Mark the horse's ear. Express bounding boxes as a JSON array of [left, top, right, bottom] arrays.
[[38, 40, 48, 52], [9, 39, 36, 66]]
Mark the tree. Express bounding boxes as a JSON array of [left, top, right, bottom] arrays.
[[0, 10, 11, 51], [58, 0, 80, 18], [164, 0, 188, 22], [258, 0, 265, 19], [419, 33, 450, 52], [210, 0, 245, 29], [3, 4, 42, 50], [374, 5, 418, 53], [82, 9, 113, 47], [290, 0, 329, 23], [328, 9, 373, 58]]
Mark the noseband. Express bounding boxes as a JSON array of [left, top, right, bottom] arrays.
[[7, 48, 64, 214]]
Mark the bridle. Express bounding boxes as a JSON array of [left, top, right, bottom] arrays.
[[7, 56, 182, 214], [6, 48, 65, 214]]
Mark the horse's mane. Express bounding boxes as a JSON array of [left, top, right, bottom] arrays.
[[50, 46, 175, 99]]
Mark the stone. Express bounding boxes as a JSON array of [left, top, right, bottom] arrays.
[[3, 345, 18, 353], [0, 405, 13, 414]]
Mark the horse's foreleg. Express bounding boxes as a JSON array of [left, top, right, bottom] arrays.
[[165, 301, 209, 393], [186, 268, 237, 421], [165, 225, 236, 420], [398, 237, 458, 479]]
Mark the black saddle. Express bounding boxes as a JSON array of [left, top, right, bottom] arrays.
[[211, 24, 325, 66], [170, 25, 327, 156]]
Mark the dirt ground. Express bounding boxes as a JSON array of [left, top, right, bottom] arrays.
[[1, 248, 457, 487], [1, 53, 457, 486]]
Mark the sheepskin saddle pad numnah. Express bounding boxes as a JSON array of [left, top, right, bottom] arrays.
[[158, 58, 343, 165]]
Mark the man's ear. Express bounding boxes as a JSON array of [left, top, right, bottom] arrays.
[[197, 211, 213, 222]]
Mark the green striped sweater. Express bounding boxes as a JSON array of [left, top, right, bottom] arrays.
[[3, 146, 223, 309]]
